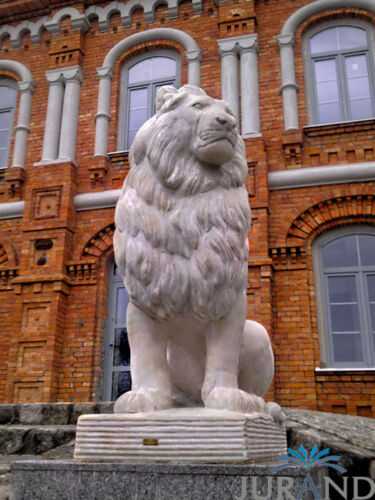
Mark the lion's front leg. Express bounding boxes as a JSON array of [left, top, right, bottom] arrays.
[[114, 302, 174, 414], [202, 294, 265, 414]]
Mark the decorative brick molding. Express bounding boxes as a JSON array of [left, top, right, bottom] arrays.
[[0, 268, 18, 289], [0, 0, 204, 47], [286, 194, 375, 245], [82, 223, 115, 258], [66, 261, 97, 284]]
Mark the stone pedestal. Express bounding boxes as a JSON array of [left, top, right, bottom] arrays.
[[12, 460, 308, 500], [74, 408, 287, 463]]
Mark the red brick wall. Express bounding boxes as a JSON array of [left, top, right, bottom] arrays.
[[0, 0, 374, 416]]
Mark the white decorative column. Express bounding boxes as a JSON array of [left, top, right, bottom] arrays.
[[186, 49, 201, 86], [238, 35, 260, 137], [42, 71, 64, 162], [218, 39, 239, 120], [278, 34, 299, 131], [59, 67, 83, 162], [11, 81, 34, 168], [95, 67, 112, 157]]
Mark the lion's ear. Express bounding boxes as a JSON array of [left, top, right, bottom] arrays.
[[155, 86, 179, 113]]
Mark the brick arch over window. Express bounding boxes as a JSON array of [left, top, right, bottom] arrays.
[[278, 0, 375, 130], [286, 194, 375, 247], [81, 223, 115, 258], [94, 27, 201, 156], [0, 240, 18, 267]]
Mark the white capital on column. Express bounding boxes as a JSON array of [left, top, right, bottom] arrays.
[[238, 35, 260, 136], [11, 81, 35, 168], [186, 49, 201, 86], [218, 39, 239, 121], [59, 67, 83, 162], [95, 66, 112, 157], [42, 71, 64, 162], [278, 34, 299, 131]]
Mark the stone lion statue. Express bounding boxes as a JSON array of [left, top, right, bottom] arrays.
[[114, 85, 281, 420]]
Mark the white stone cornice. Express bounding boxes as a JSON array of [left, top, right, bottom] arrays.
[[0, 201, 24, 220], [269, 161, 375, 190]]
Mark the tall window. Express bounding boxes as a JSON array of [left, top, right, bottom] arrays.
[[306, 22, 375, 124], [0, 78, 17, 168], [315, 227, 375, 368], [118, 51, 179, 150]]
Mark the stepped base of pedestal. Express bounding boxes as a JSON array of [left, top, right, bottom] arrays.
[[74, 407, 287, 463], [12, 460, 310, 500]]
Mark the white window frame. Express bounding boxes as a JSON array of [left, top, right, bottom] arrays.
[[0, 78, 17, 169], [314, 225, 375, 368], [117, 50, 180, 151], [303, 19, 375, 125]]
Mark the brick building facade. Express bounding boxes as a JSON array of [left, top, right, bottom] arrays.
[[0, 0, 374, 416]]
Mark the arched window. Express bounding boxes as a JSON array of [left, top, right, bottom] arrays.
[[314, 227, 375, 368], [305, 21, 375, 124], [118, 50, 179, 150], [0, 78, 17, 169]]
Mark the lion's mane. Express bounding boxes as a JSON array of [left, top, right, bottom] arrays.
[[114, 87, 250, 321]]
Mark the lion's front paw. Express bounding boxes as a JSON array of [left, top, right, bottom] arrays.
[[204, 387, 266, 414], [114, 389, 173, 414], [265, 402, 286, 425]]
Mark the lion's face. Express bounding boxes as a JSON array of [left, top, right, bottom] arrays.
[[184, 94, 238, 167]]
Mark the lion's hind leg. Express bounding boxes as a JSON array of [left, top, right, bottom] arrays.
[[114, 302, 174, 414]]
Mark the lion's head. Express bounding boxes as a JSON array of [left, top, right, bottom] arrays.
[[129, 85, 247, 196]]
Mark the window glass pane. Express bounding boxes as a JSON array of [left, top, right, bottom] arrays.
[[359, 236, 375, 266], [0, 148, 8, 168], [0, 110, 12, 130], [0, 130, 10, 149], [127, 88, 149, 146], [0, 85, 16, 109], [367, 275, 375, 301], [150, 57, 176, 80], [111, 370, 132, 400], [338, 27, 367, 51], [322, 235, 358, 268], [115, 287, 128, 325], [113, 328, 131, 367], [330, 304, 360, 332], [332, 333, 363, 362], [328, 276, 357, 303], [345, 55, 373, 120], [314, 60, 342, 123], [311, 28, 338, 54], [128, 59, 152, 85]]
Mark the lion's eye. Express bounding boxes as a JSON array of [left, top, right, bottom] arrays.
[[192, 102, 204, 110]]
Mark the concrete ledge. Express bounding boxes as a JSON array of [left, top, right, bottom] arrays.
[[269, 161, 375, 190], [0, 201, 24, 219]]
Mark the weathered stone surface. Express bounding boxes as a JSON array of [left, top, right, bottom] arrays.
[[0, 407, 16, 426], [12, 461, 307, 500], [18, 404, 72, 426], [70, 403, 98, 425], [0, 426, 75, 456]]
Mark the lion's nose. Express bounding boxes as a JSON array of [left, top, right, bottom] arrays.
[[216, 115, 235, 130]]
